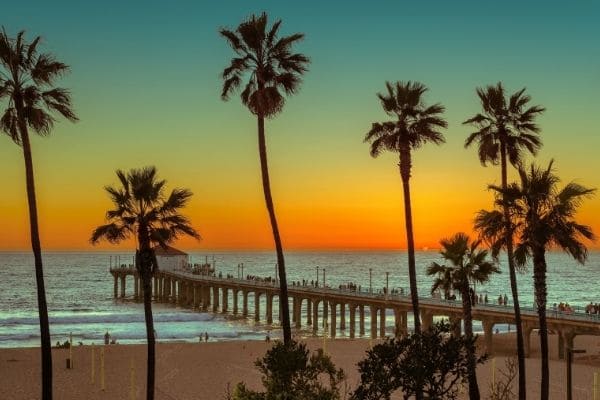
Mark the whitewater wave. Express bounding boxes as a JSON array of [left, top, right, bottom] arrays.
[[0, 312, 215, 327]]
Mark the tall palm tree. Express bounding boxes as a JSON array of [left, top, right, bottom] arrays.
[[0, 29, 78, 400], [365, 81, 447, 334], [427, 233, 499, 400], [219, 12, 309, 345], [477, 161, 594, 399], [464, 82, 544, 400], [91, 167, 200, 400]]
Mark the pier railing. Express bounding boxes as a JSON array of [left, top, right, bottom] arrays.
[[108, 265, 600, 325]]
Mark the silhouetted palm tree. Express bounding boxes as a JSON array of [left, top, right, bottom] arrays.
[[464, 82, 544, 400], [0, 29, 78, 400], [365, 81, 447, 334], [427, 233, 499, 400], [91, 167, 200, 400], [477, 161, 594, 399], [219, 12, 309, 345]]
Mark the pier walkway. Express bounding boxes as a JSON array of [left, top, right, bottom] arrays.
[[109, 265, 600, 358]]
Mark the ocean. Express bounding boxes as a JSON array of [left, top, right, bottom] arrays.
[[0, 250, 598, 348]]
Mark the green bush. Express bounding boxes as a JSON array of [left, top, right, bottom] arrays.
[[229, 340, 346, 400], [352, 322, 487, 400]]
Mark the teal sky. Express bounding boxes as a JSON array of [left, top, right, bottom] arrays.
[[1, 0, 600, 250]]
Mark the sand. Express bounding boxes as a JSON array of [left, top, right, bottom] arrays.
[[1, 333, 599, 400]]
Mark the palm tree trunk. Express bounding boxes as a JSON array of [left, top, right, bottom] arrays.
[[17, 107, 53, 400], [462, 287, 480, 400], [257, 115, 291, 345], [137, 245, 156, 400], [500, 144, 527, 400], [398, 148, 421, 334], [533, 248, 549, 400], [142, 273, 156, 400]]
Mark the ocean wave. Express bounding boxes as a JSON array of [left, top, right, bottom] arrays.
[[0, 312, 215, 327]]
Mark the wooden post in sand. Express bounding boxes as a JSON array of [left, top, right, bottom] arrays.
[[130, 358, 136, 400], [100, 347, 105, 391], [491, 357, 496, 393], [593, 371, 598, 400], [91, 346, 95, 384], [69, 332, 73, 369]]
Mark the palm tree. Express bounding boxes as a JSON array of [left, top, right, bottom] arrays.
[[91, 167, 200, 400], [219, 12, 309, 345], [0, 29, 78, 400], [365, 81, 447, 334], [477, 161, 594, 399], [427, 233, 499, 400], [464, 82, 544, 400]]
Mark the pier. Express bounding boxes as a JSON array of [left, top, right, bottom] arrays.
[[110, 265, 600, 358]]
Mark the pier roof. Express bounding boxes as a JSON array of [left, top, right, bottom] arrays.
[[153, 245, 188, 256]]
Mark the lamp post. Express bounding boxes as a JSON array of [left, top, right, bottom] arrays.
[[241, 263, 244, 279], [316, 266, 320, 287], [275, 263, 278, 282], [567, 348, 586, 400], [369, 268, 372, 293], [323, 269, 326, 287]]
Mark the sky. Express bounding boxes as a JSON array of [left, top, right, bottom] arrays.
[[1, 0, 599, 251]]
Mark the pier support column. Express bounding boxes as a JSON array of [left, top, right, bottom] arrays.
[[379, 308, 386, 338], [323, 300, 328, 328], [306, 299, 312, 325], [266, 294, 273, 324], [233, 290, 238, 315], [312, 300, 319, 334], [171, 280, 177, 303], [203, 286, 211, 310], [242, 291, 248, 317], [254, 293, 261, 322], [193, 285, 200, 309], [330, 302, 337, 338], [295, 298, 302, 329], [188, 283, 194, 306], [421, 310, 433, 331], [222, 288, 228, 313], [349, 304, 356, 338], [153, 276, 158, 300], [482, 319, 495, 355], [212, 287, 219, 313], [113, 275, 118, 298], [120, 275, 126, 298], [370, 306, 377, 339], [359, 305, 365, 336], [558, 329, 575, 360], [393, 309, 400, 337], [340, 303, 346, 330]]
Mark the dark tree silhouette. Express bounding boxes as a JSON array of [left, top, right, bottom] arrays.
[[464, 82, 544, 400], [477, 161, 594, 399], [427, 233, 499, 400], [0, 28, 78, 400], [91, 167, 200, 400], [365, 81, 447, 335], [219, 12, 309, 345]]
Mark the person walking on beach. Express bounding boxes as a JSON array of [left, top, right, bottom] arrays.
[[104, 331, 110, 345], [204, 332, 209, 342]]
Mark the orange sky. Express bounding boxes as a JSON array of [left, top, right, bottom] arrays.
[[1, 3, 599, 251]]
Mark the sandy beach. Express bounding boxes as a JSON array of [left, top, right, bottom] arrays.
[[1, 333, 599, 400]]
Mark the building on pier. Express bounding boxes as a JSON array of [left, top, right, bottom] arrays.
[[153, 245, 188, 271]]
